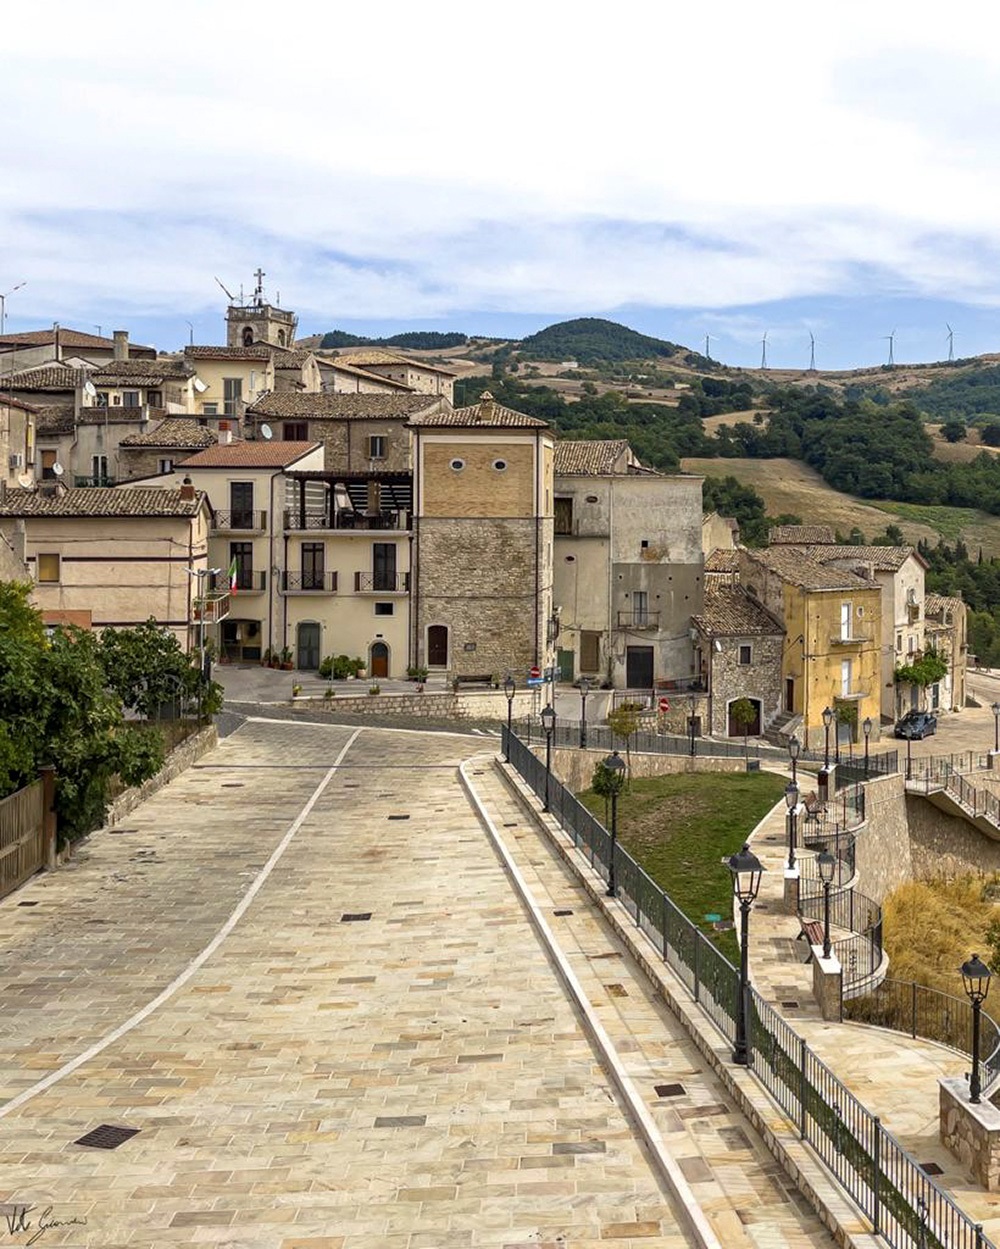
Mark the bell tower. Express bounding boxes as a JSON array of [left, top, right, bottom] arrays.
[[225, 269, 298, 349]]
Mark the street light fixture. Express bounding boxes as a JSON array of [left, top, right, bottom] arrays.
[[818, 850, 836, 960], [785, 779, 799, 871], [961, 953, 992, 1104], [503, 674, 516, 761], [992, 702, 1000, 754], [862, 716, 873, 780], [728, 842, 764, 1066], [0, 280, 26, 336], [788, 734, 800, 785], [540, 704, 556, 813], [578, 676, 592, 749], [603, 750, 626, 898], [822, 706, 833, 770]]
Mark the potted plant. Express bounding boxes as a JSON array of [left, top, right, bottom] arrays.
[[262, 647, 273, 667], [368, 681, 381, 696], [292, 682, 303, 698], [280, 646, 294, 671], [323, 685, 334, 700], [268, 648, 281, 669], [415, 681, 425, 693]]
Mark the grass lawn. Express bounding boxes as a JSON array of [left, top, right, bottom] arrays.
[[579, 770, 787, 962]]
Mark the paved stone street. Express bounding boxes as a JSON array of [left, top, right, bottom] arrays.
[[0, 719, 838, 1248]]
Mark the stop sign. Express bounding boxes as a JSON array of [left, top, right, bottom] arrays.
[[529, 665, 541, 679]]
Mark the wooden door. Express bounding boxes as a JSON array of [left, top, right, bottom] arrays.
[[428, 625, 448, 667], [370, 642, 389, 679]]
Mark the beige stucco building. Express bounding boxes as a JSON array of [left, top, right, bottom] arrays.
[[331, 349, 456, 403], [1, 397, 36, 489], [925, 593, 968, 713]]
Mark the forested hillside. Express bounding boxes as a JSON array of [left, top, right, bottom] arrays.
[[518, 318, 686, 364]]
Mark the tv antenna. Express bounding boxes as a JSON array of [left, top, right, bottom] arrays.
[[760, 331, 769, 371], [214, 276, 237, 305], [185, 320, 194, 347], [884, 330, 896, 367], [808, 331, 817, 371], [946, 323, 955, 362]]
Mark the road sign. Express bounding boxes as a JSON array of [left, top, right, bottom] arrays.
[[658, 697, 670, 713], [529, 666, 541, 679]]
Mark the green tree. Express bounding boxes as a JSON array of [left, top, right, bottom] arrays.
[[100, 619, 215, 720], [729, 698, 757, 765], [981, 423, 1000, 447], [606, 703, 642, 777], [941, 420, 967, 443]]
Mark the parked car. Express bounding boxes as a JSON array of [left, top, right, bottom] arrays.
[[894, 709, 938, 739]]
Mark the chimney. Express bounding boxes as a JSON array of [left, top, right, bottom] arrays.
[[53, 323, 61, 362], [217, 426, 232, 445], [179, 475, 195, 502], [113, 330, 129, 361]]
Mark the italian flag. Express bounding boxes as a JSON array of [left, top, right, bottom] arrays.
[[228, 557, 238, 595]]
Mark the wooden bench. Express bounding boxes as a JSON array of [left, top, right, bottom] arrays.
[[798, 919, 825, 961], [802, 791, 826, 825]]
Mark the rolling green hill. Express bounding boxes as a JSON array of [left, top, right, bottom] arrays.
[[518, 317, 700, 365]]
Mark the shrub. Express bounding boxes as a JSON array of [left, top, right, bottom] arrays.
[[318, 654, 365, 680]]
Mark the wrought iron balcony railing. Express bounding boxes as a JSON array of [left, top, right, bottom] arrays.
[[212, 509, 267, 531], [354, 571, 409, 593], [282, 571, 338, 593]]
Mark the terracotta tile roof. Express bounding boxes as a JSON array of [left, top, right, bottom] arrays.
[[185, 345, 273, 361], [176, 441, 321, 468], [119, 418, 218, 449], [925, 593, 965, 618], [0, 395, 38, 414], [705, 548, 740, 573], [32, 404, 75, 436], [77, 407, 167, 425], [768, 524, 837, 545], [91, 360, 193, 384], [2, 365, 88, 391], [745, 546, 871, 591], [408, 393, 547, 429], [249, 392, 439, 420], [692, 585, 784, 636], [806, 544, 924, 572], [554, 439, 631, 475], [316, 358, 413, 390], [0, 487, 205, 518], [272, 350, 314, 368], [0, 329, 155, 356], [335, 349, 457, 377]]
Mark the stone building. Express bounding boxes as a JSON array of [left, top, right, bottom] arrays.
[[0, 327, 155, 372], [408, 394, 554, 678], [332, 349, 456, 402], [924, 593, 968, 713], [552, 439, 703, 688], [691, 584, 785, 737], [225, 273, 298, 350], [317, 358, 414, 395], [118, 419, 219, 481], [0, 396, 36, 489]]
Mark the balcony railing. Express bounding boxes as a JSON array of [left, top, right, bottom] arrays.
[[830, 629, 872, 646], [355, 571, 409, 593], [283, 509, 408, 532], [282, 571, 338, 593], [232, 570, 266, 593], [616, 610, 660, 629], [74, 475, 117, 488], [193, 591, 230, 623], [212, 509, 267, 532]]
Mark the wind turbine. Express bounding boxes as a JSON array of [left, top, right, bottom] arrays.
[[808, 331, 817, 372], [946, 323, 955, 362], [760, 331, 769, 371], [884, 330, 896, 367]]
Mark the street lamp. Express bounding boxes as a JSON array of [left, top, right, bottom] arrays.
[[785, 779, 799, 871], [863, 716, 873, 780], [579, 676, 591, 749], [603, 750, 626, 898], [788, 734, 800, 785], [688, 694, 698, 758], [503, 674, 516, 762], [818, 850, 836, 959], [185, 565, 222, 679], [992, 702, 1000, 754], [728, 842, 764, 1066], [541, 704, 556, 812], [906, 733, 913, 782], [0, 280, 26, 336], [822, 706, 833, 770], [961, 953, 992, 1104]]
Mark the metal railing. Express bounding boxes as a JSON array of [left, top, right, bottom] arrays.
[[73, 474, 116, 488], [283, 509, 408, 532], [945, 772, 1000, 826], [845, 978, 1000, 1097], [523, 717, 763, 760], [616, 611, 660, 629], [281, 571, 337, 593], [232, 569, 266, 592], [798, 884, 884, 992], [835, 750, 899, 788], [797, 826, 857, 890], [355, 571, 409, 593], [502, 725, 993, 1249], [212, 509, 268, 531], [906, 751, 991, 784]]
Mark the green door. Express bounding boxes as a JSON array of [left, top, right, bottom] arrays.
[[557, 648, 575, 683]]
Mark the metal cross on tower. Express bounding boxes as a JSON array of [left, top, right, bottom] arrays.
[[253, 268, 266, 303]]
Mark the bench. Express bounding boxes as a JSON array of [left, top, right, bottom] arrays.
[[798, 919, 825, 962], [452, 674, 495, 689], [802, 791, 826, 825]]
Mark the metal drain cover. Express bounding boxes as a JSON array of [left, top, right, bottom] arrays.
[[655, 1083, 686, 1097], [919, 1161, 944, 1176], [387, 814, 410, 821], [341, 913, 372, 922], [75, 1124, 140, 1150], [553, 909, 573, 916]]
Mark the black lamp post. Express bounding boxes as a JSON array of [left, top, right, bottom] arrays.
[[862, 716, 873, 780], [822, 706, 833, 769], [603, 751, 626, 898], [688, 694, 697, 758], [728, 842, 764, 1066], [579, 676, 591, 749], [961, 953, 992, 1104], [541, 703, 556, 812], [503, 674, 516, 761], [788, 734, 800, 786], [785, 779, 799, 871], [906, 734, 913, 782], [818, 850, 836, 959], [992, 702, 1000, 754]]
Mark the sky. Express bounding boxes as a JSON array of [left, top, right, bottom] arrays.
[[6, 1, 1000, 369]]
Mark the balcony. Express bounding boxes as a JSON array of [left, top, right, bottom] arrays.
[[616, 610, 660, 630], [830, 629, 872, 646], [281, 571, 338, 593], [74, 475, 117, 488], [212, 509, 268, 532], [193, 591, 230, 624], [232, 570, 266, 594], [283, 509, 408, 532], [355, 571, 409, 593]]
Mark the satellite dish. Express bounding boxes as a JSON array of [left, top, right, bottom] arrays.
[[17, 473, 33, 490], [260, 423, 273, 441], [52, 462, 64, 477], [193, 377, 208, 393], [83, 379, 97, 398]]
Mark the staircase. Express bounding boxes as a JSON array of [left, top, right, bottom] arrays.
[[764, 709, 802, 748], [907, 770, 1000, 840]]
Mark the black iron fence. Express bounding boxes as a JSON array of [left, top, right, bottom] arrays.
[[799, 883, 884, 992], [502, 725, 993, 1249], [907, 751, 992, 784], [845, 979, 1000, 1097]]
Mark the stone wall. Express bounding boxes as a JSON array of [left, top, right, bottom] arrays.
[[551, 744, 753, 791], [907, 790, 1000, 879], [707, 633, 784, 738], [102, 723, 218, 829], [290, 688, 537, 722], [940, 1076, 1000, 1188], [853, 772, 912, 903]]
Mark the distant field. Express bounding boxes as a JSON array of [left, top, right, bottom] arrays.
[[680, 456, 1000, 556]]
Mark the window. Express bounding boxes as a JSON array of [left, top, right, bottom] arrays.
[[122, 390, 140, 408], [283, 422, 308, 441], [373, 542, 397, 592], [840, 602, 851, 640], [230, 541, 253, 591], [37, 553, 60, 583], [301, 542, 325, 590], [277, 329, 286, 347], [738, 643, 752, 665], [223, 377, 243, 417], [633, 590, 649, 626], [148, 390, 162, 408], [492, 458, 507, 471], [374, 602, 394, 616], [580, 630, 600, 672], [554, 497, 573, 535], [92, 455, 108, 482], [368, 435, 386, 459], [96, 391, 109, 407], [158, 458, 173, 474], [203, 403, 219, 416], [229, 481, 254, 529], [449, 458, 465, 471], [841, 658, 852, 697], [242, 327, 254, 347], [908, 635, 916, 654], [896, 633, 902, 652]]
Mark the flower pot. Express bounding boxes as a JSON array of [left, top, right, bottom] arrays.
[[281, 662, 294, 671]]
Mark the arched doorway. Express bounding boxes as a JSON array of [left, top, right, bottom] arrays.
[[296, 622, 321, 670], [370, 641, 389, 679], [427, 625, 448, 668], [727, 697, 762, 738], [277, 329, 286, 347]]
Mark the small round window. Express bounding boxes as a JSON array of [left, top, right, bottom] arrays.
[[492, 459, 508, 472], [450, 458, 465, 471]]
